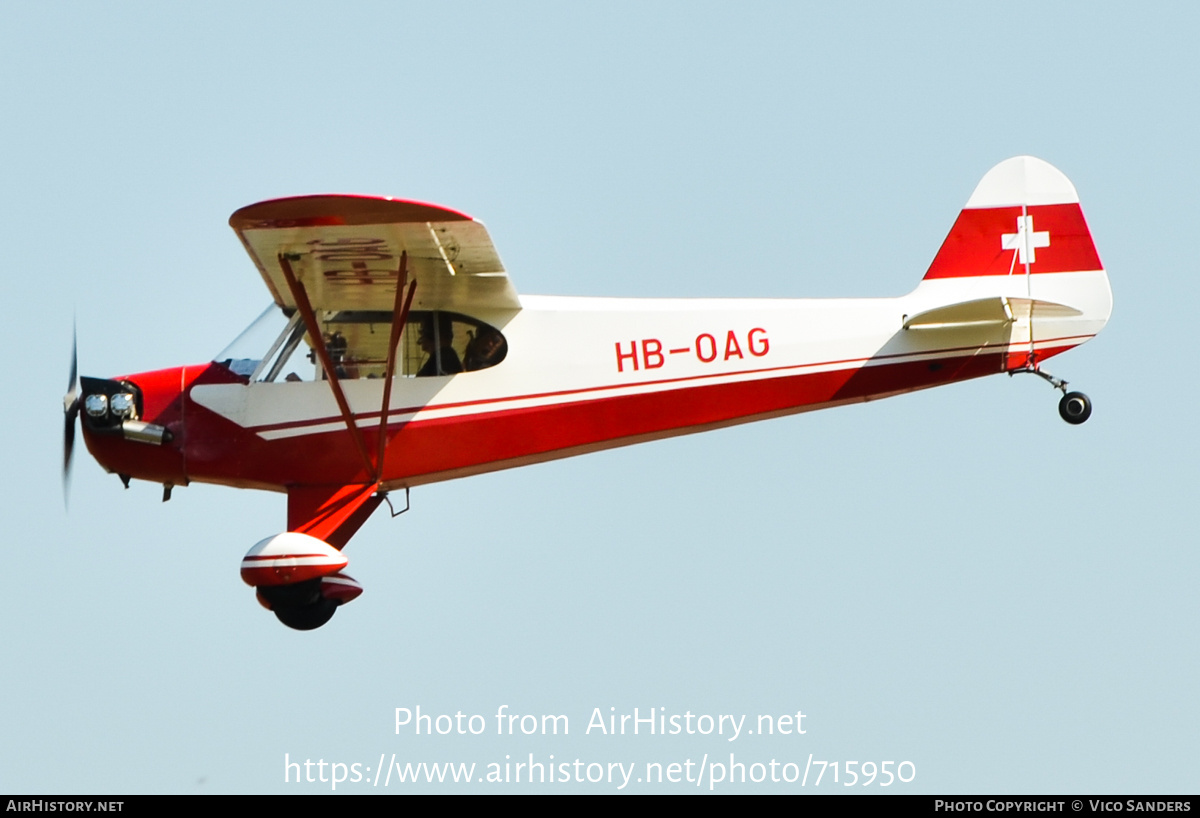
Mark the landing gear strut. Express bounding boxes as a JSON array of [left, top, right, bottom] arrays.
[[1010, 366, 1092, 425]]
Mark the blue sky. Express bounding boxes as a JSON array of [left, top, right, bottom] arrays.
[[2, 2, 1196, 793]]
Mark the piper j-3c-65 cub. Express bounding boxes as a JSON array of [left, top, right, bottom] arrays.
[[62, 156, 1112, 630]]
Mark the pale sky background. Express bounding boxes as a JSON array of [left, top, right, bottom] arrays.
[[2, 2, 1196, 794]]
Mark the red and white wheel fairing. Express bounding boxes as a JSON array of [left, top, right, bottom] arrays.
[[240, 532, 348, 587], [319, 572, 364, 604]]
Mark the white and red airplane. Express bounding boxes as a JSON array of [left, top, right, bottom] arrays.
[[63, 156, 1111, 629]]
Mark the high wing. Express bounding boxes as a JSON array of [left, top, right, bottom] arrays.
[[230, 194, 518, 312], [229, 195, 520, 374]]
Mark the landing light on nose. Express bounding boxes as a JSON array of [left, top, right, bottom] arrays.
[[110, 392, 137, 419], [84, 393, 108, 418]]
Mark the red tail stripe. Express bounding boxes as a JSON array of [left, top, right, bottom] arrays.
[[924, 203, 1101, 280]]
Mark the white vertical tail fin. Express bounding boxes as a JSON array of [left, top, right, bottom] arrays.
[[914, 157, 1112, 370]]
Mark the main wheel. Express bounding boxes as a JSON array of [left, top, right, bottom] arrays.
[[1058, 391, 1092, 425], [274, 596, 338, 630], [257, 578, 321, 609]]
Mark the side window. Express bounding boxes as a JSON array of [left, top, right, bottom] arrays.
[[402, 311, 508, 377], [218, 307, 508, 382]]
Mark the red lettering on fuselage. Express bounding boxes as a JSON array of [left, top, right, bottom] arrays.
[[724, 330, 743, 361], [641, 339, 664, 369], [614, 329, 770, 373], [615, 341, 639, 372], [748, 327, 769, 356]]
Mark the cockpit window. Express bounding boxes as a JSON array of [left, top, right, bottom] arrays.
[[215, 306, 508, 382], [321, 309, 508, 379]]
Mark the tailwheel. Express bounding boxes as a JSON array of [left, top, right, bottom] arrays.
[[1010, 366, 1094, 425], [1058, 391, 1092, 425]]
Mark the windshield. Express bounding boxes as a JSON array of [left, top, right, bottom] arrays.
[[214, 306, 307, 381]]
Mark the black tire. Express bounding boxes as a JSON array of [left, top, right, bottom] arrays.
[[274, 596, 338, 631], [257, 578, 322, 610], [1058, 391, 1092, 425]]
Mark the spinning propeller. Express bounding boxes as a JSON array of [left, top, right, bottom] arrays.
[[60, 326, 173, 507], [62, 324, 79, 504]]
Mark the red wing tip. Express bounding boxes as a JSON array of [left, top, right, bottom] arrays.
[[229, 194, 475, 230]]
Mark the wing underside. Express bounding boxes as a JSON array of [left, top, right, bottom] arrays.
[[230, 195, 520, 372]]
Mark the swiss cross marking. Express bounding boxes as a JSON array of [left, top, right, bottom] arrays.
[[1001, 215, 1050, 264]]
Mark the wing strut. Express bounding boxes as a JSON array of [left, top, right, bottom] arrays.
[[376, 251, 417, 477], [277, 253, 376, 482]]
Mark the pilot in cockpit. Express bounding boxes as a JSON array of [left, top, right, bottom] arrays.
[[464, 325, 507, 371], [416, 315, 463, 377]]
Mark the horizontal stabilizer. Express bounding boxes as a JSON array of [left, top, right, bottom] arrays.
[[903, 297, 1082, 330]]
